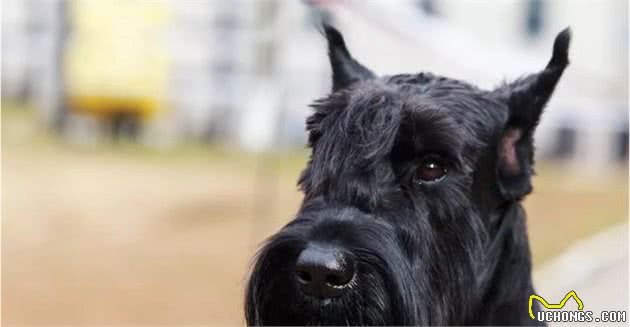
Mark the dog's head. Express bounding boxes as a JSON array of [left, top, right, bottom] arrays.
[[245, 25, 570, 325]]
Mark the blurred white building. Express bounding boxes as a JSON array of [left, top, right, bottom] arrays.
[[1, 0, 627, 165]]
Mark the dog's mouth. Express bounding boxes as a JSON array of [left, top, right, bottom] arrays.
[[247, 267, 392, 326]]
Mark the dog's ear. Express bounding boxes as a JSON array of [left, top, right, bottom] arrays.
[[494, 28, 571, 200], [322, 24, 375, 91]]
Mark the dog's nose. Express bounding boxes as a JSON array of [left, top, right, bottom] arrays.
[[294, 244, 355, 298]]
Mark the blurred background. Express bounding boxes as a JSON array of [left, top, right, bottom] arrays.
[[2, 0, 628, 325]]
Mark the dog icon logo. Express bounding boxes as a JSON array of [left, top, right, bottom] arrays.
[[529, 290, 584, 319]]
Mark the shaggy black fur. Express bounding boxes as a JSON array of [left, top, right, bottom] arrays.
[[245, 25, 571, 326]]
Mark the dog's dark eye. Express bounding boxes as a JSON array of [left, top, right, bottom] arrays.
[[415, 156, 447, 184]]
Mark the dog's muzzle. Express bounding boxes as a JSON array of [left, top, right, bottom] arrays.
[[245, 206, 424, 326]]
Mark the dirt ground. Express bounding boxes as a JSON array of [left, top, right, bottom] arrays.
[[2, 108, 627, 325]]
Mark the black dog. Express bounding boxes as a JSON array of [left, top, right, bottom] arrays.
[[245, 25, 570, 326]]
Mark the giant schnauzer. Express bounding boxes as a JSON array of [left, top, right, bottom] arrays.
[[245, 25, 571, 326]]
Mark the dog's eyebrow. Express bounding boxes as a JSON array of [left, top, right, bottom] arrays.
[[397, 106, 468, 167]]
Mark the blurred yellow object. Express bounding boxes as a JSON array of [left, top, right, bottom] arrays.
[[64, 0, 171, 119], [66, 96, 157, 120]]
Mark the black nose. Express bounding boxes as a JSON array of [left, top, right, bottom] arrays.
[[294, 244, 355, 298]]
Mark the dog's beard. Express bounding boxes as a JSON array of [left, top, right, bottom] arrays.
[[245, 231, 425, 326]]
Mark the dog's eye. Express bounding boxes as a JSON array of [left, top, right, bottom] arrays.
[[415, 156, 447, 184]]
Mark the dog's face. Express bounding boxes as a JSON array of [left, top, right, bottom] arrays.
[[245, 26, 570, 325]]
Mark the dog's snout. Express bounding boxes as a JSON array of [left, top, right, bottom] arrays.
[[294, 244, 355, 298]]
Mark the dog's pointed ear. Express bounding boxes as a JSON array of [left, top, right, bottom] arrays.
[[322, 24, 375, 91], [494, 28, 571, 200]]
